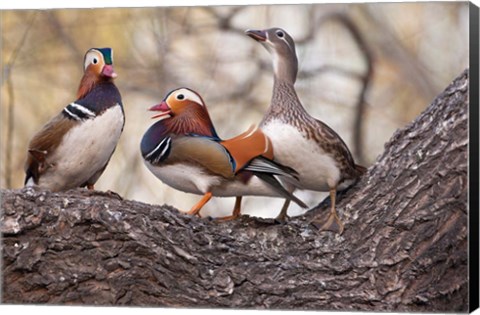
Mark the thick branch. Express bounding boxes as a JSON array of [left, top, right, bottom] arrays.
[[1, 70, 469, 311]]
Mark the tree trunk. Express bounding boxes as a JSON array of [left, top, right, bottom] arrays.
[[1, 69, 470, 311]]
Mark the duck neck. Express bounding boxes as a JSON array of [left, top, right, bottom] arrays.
[[262, 49, 306, 120], [77, 73, 113, 100], [261, 75, 306, 125], [272, 51, 298, 86], [165, 106, 218, 139]]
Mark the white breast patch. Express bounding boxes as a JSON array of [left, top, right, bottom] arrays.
[[262, 119, 340, 191], [39, 105, 124, 191]]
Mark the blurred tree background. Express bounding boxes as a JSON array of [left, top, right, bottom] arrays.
[[0, 2, 469, 218]]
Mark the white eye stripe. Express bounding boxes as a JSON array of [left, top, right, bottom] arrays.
[[174, 88, 204, 106], [283, 37, 293, 52], [273, 29, 293, 52], [84, 51, 103, 70]]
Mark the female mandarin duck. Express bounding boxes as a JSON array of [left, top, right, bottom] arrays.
[[246, 28, 366, 233], [24, 48, 124, 192], [140, 87, 307, 219]]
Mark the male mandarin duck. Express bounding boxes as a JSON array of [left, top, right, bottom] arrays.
[[246, 28, 366, 233], [140, 87, 307, 219], [24, 48, 124, 192]]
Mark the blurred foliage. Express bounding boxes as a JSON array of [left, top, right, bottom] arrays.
[[0, 3, 469, 217]]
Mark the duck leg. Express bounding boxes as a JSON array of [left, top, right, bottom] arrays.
[[318, 187, 344, 234], [217, 196, 242, 221], [275, 183, 296, 222], [276, 199, 291, 222], [187, 192, 212, 217], [85, 163, 109, 191]]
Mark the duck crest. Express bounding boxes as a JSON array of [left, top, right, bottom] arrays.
[[165, 104, 218, 138]]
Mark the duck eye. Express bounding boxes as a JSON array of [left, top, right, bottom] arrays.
[[92, 58, 98, 64], [176, 94, 185, 100], [276, 31, 284, 38]]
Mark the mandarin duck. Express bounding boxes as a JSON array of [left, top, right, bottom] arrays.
[[246, 28, 366, 233], [140, 87, 307, 219], [24, 48, 124, 192]]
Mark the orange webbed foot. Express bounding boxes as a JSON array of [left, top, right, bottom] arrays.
[[186, 192, 212, 218], [216, 196, 242, 221]]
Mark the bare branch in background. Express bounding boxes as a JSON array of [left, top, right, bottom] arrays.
[[46, 11, 82, 61], [4, 12, 37, 189], [5, 75, 16, 189], [360, 6, 438, 100], [299, 64, 365, 81], [216, 7, 245, 31], [201, 6, 246, 32], [319, 13, 374, 165]]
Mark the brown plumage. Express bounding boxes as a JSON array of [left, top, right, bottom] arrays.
[[269, 81, 365, 184], [246, 28, 367, 233], [24, 47, 124, 192], [25, 114, 77, 184]]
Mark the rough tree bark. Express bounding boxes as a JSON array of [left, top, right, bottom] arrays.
[[1, 69, 469, 311]]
